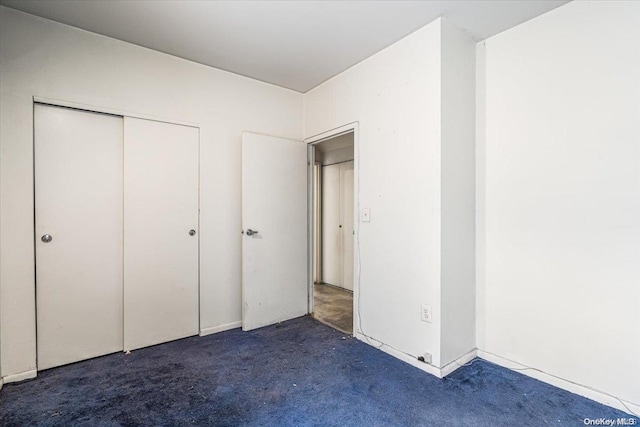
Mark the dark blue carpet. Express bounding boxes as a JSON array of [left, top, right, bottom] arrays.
[[0, 316, 636, 426]]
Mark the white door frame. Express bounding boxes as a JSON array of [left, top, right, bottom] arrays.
[[304, 122, 360, 334]]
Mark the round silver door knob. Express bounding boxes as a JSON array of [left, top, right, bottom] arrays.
[[189, 229, 196, 236], [41, 234, 53, 243]]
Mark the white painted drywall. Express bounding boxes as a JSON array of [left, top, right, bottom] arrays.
[[314, 132, 354, 153], [0, 0, 570, 92], [440, 19, 476, 366], [321, 146, 354, 166], [306, 17, 476, 369], [0, 6, 302, 379], [475, 39, 487, 358], [478, 0, 640, 406], [315, 132, 354, 165], [306, 20, 444, 365]]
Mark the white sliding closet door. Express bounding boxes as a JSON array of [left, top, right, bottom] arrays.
[[321, 161, 354, 290], [124, 118, 199, 351], [341, 162, 355, 291], [35, 104, 124, 370], [321, 164, 341, 286]]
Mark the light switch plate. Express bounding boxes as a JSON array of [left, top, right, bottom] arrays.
[[361, 208, 371, 222]]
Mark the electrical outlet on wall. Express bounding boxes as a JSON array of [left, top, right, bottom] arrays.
[[421, 304, 432, 323], [418, 352, 432, 364]]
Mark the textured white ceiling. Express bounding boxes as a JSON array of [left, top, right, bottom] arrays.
[[0, 0, 569, 92]]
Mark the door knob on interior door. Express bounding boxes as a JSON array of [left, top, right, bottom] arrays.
[[189, 229, 196, 236], [246, 229, 259, 236], [41, 234, 53, 243]]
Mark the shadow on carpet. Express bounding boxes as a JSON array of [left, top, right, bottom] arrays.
[[0, 316, 636, 426]]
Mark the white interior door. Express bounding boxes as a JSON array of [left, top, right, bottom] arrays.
[[124, 118, 199, 351], [341, 162, 355, 291], [35, 104, 124, 370], [242, 132, 308, 331], [321, 163, 341, 286]]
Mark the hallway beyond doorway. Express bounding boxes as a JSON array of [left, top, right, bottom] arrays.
[[312, 283, 353, 334]]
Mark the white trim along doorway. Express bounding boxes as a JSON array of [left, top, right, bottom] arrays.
[[305, 122, 360, 335]]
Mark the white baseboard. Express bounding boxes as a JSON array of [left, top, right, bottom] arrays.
[[3, 369, 37, 384], [440, 348, 478, 377], [354, 331, 443, 377], [352, 337, 639, 417], [355, 332, 478, 378], [477, 350, 640, 417], [200, 321, 242, 336], [0, 377, 3, 391]]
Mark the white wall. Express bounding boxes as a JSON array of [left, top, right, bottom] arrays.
[[440, 19, 476, 366], [306, 19, 444, 365], [0, 7, 302, 379], [478, 0, 640, 407], [306, 19, 476, 370], [6, 1, 635, 411]]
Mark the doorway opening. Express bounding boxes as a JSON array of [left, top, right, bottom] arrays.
[[309, 131, 355, 334]]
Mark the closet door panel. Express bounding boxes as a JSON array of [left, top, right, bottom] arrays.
[[340, 162, 355, 291], [124, 118, 199, 351], [321, 164, 341, 286], [35, 104, 124, 370]]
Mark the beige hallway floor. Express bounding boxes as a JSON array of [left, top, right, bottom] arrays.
[[312, 283, 353, 334]]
